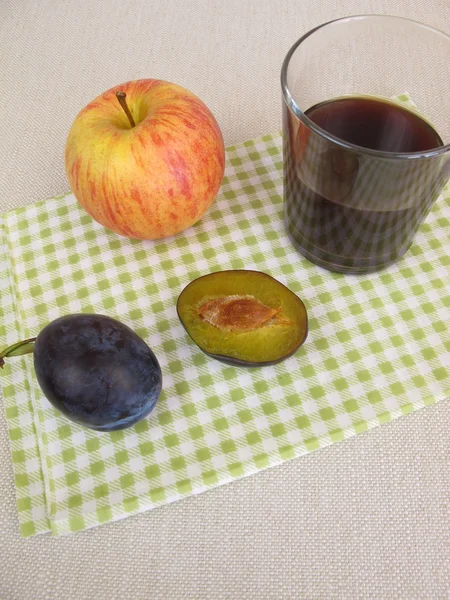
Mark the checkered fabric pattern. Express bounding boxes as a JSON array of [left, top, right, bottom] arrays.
[[1, 118, 449, 537], [284, 94, 445, 271]]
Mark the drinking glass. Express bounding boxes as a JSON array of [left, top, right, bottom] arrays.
[[281, 15, 450, 273]]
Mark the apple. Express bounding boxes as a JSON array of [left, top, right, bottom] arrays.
[[65, 79, 225, 239]]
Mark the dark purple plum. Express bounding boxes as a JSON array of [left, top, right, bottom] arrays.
[[31, 314, 162, 431]]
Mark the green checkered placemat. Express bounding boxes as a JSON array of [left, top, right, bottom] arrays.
[[1, 112, 449, 538]]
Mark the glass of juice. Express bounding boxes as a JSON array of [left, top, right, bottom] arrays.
[[281, 15, 450, 274]]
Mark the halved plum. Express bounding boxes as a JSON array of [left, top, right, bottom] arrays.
[[177, 270, 308, 366]]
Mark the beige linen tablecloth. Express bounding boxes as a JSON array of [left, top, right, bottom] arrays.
[[0, 1, 449, 598]]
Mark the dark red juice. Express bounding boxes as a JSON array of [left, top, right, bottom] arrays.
[[283, 96, 445, 273]]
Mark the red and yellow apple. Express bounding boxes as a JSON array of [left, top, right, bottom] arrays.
[[65, 79, 225, 239]]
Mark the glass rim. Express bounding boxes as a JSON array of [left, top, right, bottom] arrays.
[[280, 14, 450, 160]]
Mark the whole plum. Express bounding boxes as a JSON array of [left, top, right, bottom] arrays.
[[5, 314, 162, 431]]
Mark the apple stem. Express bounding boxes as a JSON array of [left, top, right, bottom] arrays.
[[116, 91, 136, 128]]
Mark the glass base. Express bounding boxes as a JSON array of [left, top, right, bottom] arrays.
[[286, 228, 406, 275]]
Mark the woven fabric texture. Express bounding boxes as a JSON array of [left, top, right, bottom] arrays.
[[0, 0, 449, 598]]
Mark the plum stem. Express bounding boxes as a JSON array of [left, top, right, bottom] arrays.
[[0, 338, 36, 368], [115, 91, 136, 128]]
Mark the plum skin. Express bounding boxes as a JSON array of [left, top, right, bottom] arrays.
[[33, 314, 162, 431]]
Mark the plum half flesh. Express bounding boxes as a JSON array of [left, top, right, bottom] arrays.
[[177, 270, 308, 366]]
